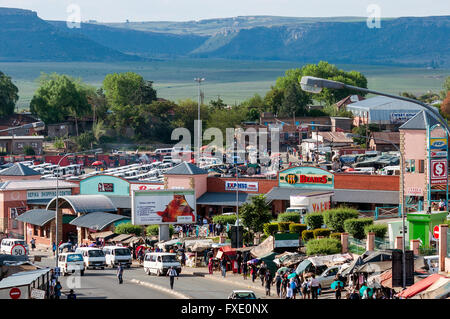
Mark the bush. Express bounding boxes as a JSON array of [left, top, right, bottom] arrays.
[[23, 145, 35, 156], [330, 232, 342, 240], [323, 207, 359, 232], [313, 228, 331, 239], [302, 230, 315, 242], [263, 222, 279, 237], [278, 222, 292, 233], [212, 214, 237, 225], [306, 238, 342, 256], [277, 212, 301, 223], [344, 218, 374, 240], [289, 223, 307, 234], [305, 213, 323, 230], [145, 225, 174, 237], [115, 223, 142, 236], [364, 224, 388, 238]]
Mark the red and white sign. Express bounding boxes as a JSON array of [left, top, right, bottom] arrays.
[[430, 160, 448, 185], [130, 184, 163, 191], [431, 151, 448, 158], [406, 187, 423, 196], [9, 288, 21, 299], [433, 225, 440, 239], [10, 244, 27, 256]]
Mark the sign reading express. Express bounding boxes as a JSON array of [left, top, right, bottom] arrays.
[[279, 167, 334, 189], [225, 181, 258, 192]]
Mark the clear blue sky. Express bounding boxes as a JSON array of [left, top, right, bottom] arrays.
[[0, 0, 449, 22]]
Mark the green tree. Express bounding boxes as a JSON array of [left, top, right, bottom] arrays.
[[210, 96, 226, 109], [172, 99, 210, 141], [206, 106, 248, 136], [114, 222, 142, 236], [133, 100, 176, 142], [103, 72, 156, 107], [0, 71, 18, 117], [53, 137, 65, 150], [239, 194, 272, 233], [23, 145, 35, 156], [264, 87, 284, 116], [352, 124, 380, 148], [30, 73, 91, 127], [279, 81, 311, 116], [75, 131, 95, 151]]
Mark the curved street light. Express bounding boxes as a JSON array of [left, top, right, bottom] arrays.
[[300, 76, 450, 290]]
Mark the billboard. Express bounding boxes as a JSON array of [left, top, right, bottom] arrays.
[[279, 166, 334, 189], [132, 190, 196, 225], [430, 159, 447, 185], [225, 181, 258, 192]]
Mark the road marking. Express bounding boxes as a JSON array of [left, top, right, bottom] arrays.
[[130, 279, 193, 299]]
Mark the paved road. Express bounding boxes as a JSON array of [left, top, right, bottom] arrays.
[[35, 256, 275, 299]]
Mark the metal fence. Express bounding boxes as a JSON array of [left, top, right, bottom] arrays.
[[348, 237, 366, 255], [374, 206, 401, 220]]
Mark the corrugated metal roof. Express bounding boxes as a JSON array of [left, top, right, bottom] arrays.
[[107, 195, 131, 209], [196, 192, 248, 206], [70, 212, 129, 231], [333, 189, 399, 204], [0, 163, 40, 176], [46, 195, 117, 213], [399, 110, 441, 130], [371, 132, 400, 145], [165, 162, 208, 175], [0, 254, 29, 266], [15, 209, 55, 226], [110, 234, 134, 242], [0, 268, 50, 289], [0, 180, 77, 191], [319, 132, 353, 144]]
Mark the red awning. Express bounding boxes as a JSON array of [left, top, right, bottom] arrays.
[[219, 245, 236, 255], [397, 273, 445, 299]]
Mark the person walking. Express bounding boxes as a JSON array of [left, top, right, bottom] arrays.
[[181, 251, 186, 267], [54, 281, 62, 300], [301, 277, 310, 299], [264, 271, 273, 296], [331, 275, 344, 300], [274, 273, 282, 298], [310, 274, 320, 299], [250, 263, 257, 282], [167, 266, 178, 290], [208, 257, 214, 274], [52, 242, 56, 256], [281, 275, 289, 298], [117, 264, 124, 284], [30, 238, 36, 252], [258, 261, 267, 287], [242, 261, 248, 280], [221, 258, 227, 278]]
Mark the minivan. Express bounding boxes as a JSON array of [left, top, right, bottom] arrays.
[[0, 238, 29, 255], [103, 246, 132, 268], [75, 247, 106, 270], [58, 252, 85, 276], [143, 252, 181, 276]]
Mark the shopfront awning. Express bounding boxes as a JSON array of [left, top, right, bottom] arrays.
[[110, 234, 134, 242], [15, 209, 55, 226], [265, 187, 332, 202], [333, 189, 399, 204], [196, 192, 249, 206], [89, 231, 117, 241], [107, 196, 131, 209], [69, 212, 129, 231], [46, 195, 117, 213]]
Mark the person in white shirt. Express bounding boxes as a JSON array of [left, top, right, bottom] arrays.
[[167, 266, 178, 290], [310, 274, 321, 299]]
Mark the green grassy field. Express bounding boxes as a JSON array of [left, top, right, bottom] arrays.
[[0, 59, 448, 111]]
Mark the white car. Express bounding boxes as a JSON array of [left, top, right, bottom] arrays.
[[143, 252, 181, 276], [58, 252, 85, 276], [103, 246, 132, 268], [228, 290, 257, 299]]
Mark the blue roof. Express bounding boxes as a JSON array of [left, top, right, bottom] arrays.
[[399, 110, 441, 130], [0, 163, 40, 176], [165, 162, 208, 175]]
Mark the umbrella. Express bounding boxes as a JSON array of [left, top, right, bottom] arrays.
[[277, 267, 289, 274], [331, 280, 344, 290], [91, 161, 103, 166], [247, 259, 259, 264], [58, 243, 71, 249], [88, 243, 96, 247], [287, 273, 297, 279]]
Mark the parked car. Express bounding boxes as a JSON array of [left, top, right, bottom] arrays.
[[0, 238, 29, 255], [228, 290, 257, 299], [143, 252, 181, 276], [423, 255, 439, 274], [58, 252, 85, 276], [315, 265, 341, 289], [75, 247, 106, 270]]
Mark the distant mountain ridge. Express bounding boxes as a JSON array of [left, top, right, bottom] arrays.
[[0, 7, 449, 67]]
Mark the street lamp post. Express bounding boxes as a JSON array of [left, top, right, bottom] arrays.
[[300, 76, 450, 289], [54, 148, 102, 266], [194, 78, 205, 162]]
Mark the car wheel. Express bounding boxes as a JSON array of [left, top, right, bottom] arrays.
[[101, 267, 105, 270]]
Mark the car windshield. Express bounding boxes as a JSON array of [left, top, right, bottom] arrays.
[[235, 292, 256, 299], [162, 255, 178, 262], [15, 241, 26, 246], [115, 249, 131, 256], [67, 254, 83, 262], [88, 250, 105, 257]]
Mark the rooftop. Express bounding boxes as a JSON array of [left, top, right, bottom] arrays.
[[0, 163, 41, 176], [165, 162, 208, 175]]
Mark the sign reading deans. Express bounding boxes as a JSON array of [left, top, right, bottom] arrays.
[[279, 166, 334, 189], [131, 190, 196, 225]]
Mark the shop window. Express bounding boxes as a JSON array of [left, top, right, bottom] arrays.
[[406, 159, 415, 173], [16, 143, 24, 149], [33, 225, 38, 236], [418, 160, 425, 173]]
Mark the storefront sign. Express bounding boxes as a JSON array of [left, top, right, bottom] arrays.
[[225, 181, 258, 192], [390, 112, 417, 124], [430, 159, 448, 185], [132, 190, 196, 225], [30, 288, 46, 300], [430, 138, 448, 150], [98, 183, 114, 192], [406, 187, 423, 196], [130, 184, 164, 191], [27, 189, 72, 200], [430, 151, 448, 158], [274, 233, 300, 248], [279, 166, 334, 189]]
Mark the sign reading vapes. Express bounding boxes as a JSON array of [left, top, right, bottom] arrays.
[[132, 190, 196, 225]]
